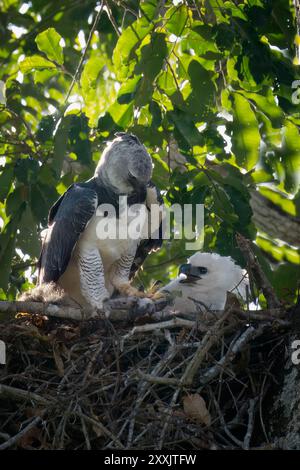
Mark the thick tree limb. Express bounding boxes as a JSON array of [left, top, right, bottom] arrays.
[[0, 297, 169, 322], [249, 190, 300, 247], [204, 159, 300, 246], [0, 300, 88, 321]]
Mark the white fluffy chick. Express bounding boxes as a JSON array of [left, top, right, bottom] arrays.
[[161, 252, 248, 313]]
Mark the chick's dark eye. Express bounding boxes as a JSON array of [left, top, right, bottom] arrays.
[[198, 266, 208, 275]]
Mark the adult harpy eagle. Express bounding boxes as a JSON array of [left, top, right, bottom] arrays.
[[37, 133, 164, 312]]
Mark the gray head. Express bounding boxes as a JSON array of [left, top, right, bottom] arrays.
[[95, 133, 153, 193]]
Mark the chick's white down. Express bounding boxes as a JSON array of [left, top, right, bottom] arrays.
[[161, 252, 248, 313]]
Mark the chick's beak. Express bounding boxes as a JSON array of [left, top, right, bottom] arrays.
[[179, 264, 201, 283]]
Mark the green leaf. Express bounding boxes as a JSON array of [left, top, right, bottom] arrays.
[[230, 93, 260, 170], [237, 89, 283, 128], [36, 115, 56, 142], [31, 183, 57, 224], [108, 101, 134, 128], [35, 28, 64, 65], [186, 60, 215, 119], [68, 114, 92, 166], [53, 115, 72, 179], [81, 55, 106, 92], [19, 55, 57, 73], [0, 230, 16, 290], [34, 68, 57, 84], [135, 32, 168, 106], [168, 108, 205, 150], [17, 205, 40, 258], [255, 111, 281, 148], [181, 29, 219, 57], [149, 100, 162, 128], [271, 263, 300, 303], [211, 185, 238, 225], [0, 166, 14, 202], [258, 186, 297, 216], [137, 30, 166, 76], [165, 5, 189, 36], [113, 17, 152, 80], [117, 75, 141, 104], [6, 187, 27, 216], [81, 53, 116, 127], [0, 206, 24, 290], [282, 121, 300, 194], [140, 0, 160, 20]]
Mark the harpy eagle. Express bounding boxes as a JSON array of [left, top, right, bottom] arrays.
[[161, 252, 248, 313], [37, 133, 164, 312]]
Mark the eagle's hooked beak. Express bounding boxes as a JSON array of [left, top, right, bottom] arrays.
[[179, 263, 201, 284]]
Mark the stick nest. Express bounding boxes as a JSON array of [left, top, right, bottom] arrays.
[[0, 303, 289, 450]]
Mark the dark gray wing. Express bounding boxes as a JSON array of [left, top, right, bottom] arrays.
[[130, 181, 164, 279], [38, 183, 98, 283]]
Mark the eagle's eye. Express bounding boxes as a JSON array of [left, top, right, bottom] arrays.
[[197, 266, 208, 275]]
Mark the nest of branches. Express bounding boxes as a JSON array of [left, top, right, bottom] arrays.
[[0, 299, 291, 450]]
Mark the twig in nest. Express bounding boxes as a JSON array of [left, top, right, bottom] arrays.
[[243, 398, 257, 450], [0, 384, 50, 406], [213, 397, 244, 448], [236, 233, 281, 309], [0, 416, 43, 450], [180, 307, 233, 386], [78, 405, 91, 450], [126, 343, 179, 448], [200, 325, 265, 385], [233, 308, 289, 325], [158, 387, 180, 450], [75, 411, 124, 449], [121, 317, 200, 344], [135, 369, 181, 386], [156, 307, 234, 448]]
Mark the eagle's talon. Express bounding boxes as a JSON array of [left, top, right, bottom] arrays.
[[115, 283, 145, 298], [147, 291, 166, 300]]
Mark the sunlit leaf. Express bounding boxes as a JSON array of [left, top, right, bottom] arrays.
[[113, 17, 152, 80], [165, 4, 189, 36], [282, 121, 300, 193], [35, 28, 64, 65], [230, 93, 260, 170], [19, 55, 57, 73]]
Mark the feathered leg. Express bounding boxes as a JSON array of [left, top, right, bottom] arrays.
[[110, 253, 165, 299], [110, 253, 145, 298], [78, 246, 110, 309]]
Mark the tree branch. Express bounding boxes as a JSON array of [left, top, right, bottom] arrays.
[[0, 296, 170, 322], [236, 233, 281, 309]]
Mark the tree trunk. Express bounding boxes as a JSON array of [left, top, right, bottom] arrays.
[[267, 327, 300, 449]]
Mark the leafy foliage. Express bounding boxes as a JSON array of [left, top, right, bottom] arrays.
[[0, 0, 299, 304]]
